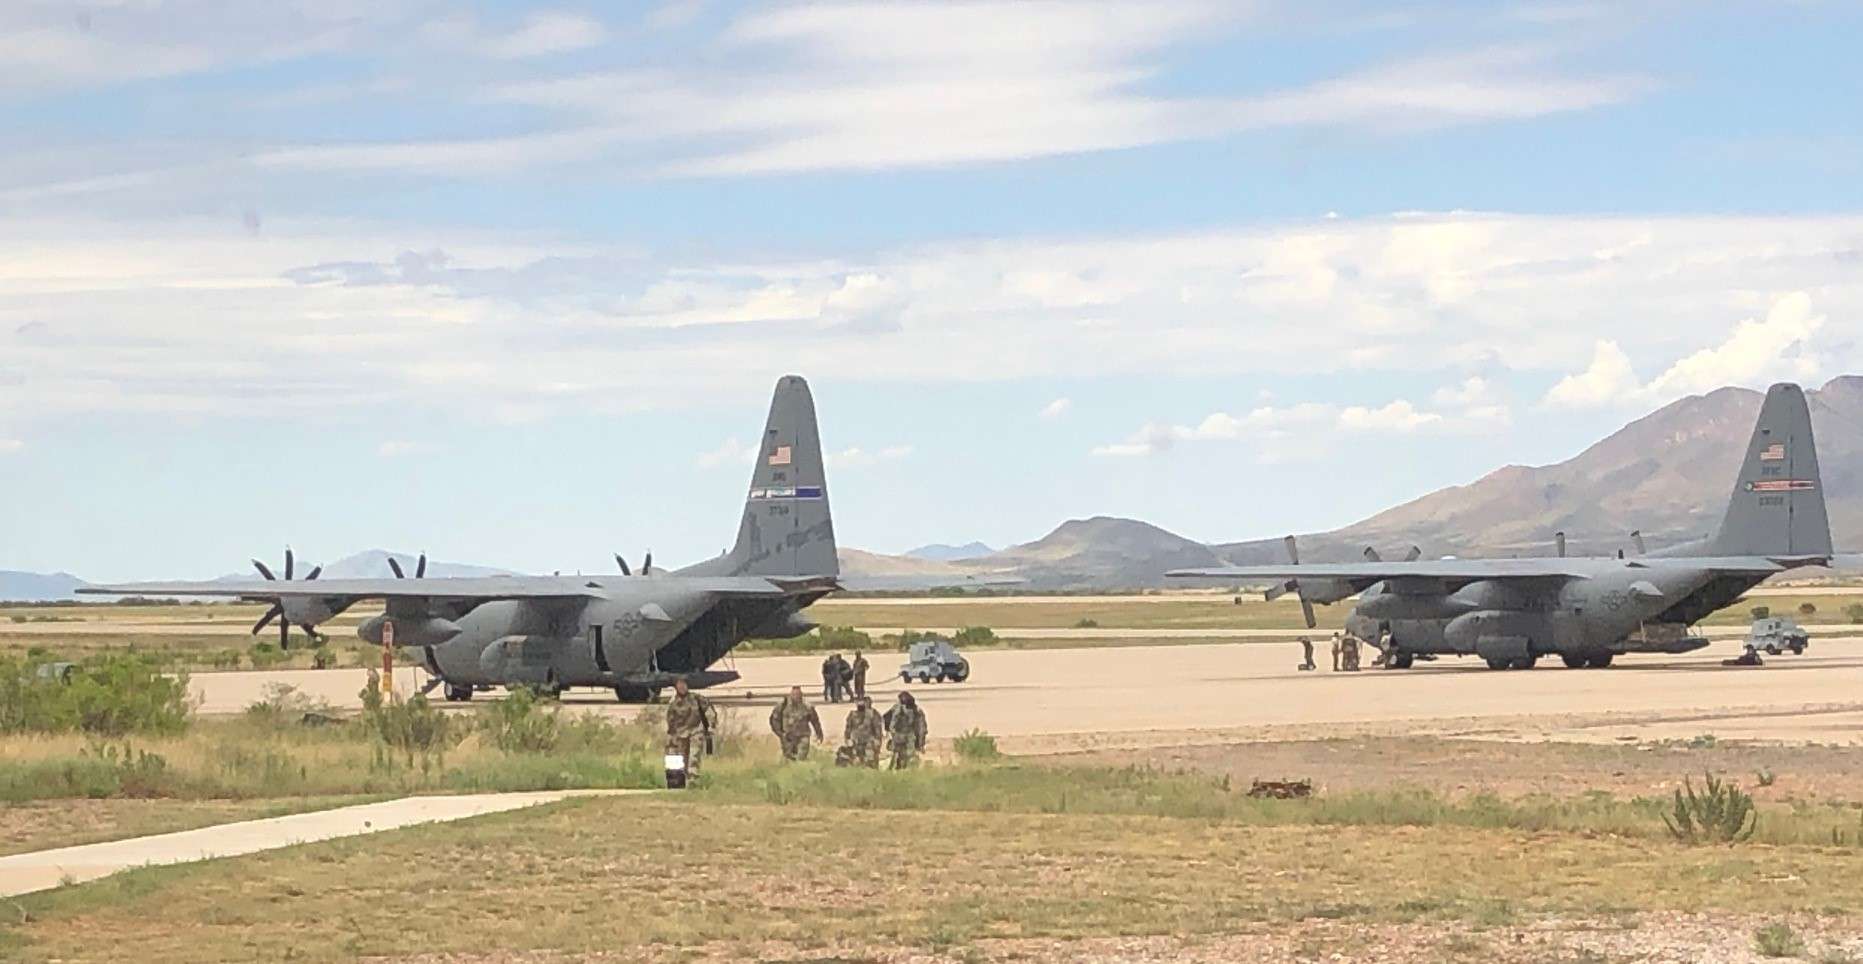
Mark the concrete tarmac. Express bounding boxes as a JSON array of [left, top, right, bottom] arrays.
[[0, 791, 626, 898], [191, 637, 1863, 747]]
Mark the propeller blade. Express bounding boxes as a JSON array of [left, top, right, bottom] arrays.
[[1631, 530, 1646, 556], [280, 616, 291, 651], [416, 553, 427, 579], [388, 557, 406, 579], [285, 547, 294, 580], [1264, 581, 1293, 602], [615, 554, 631, 576], [1363, 547, 1382, 563], [1404, 546, 1421, 562], [305, 565, 322, 581], [1282, 535, 1300, 566], [1299, 596, 1317, 630], [1555, 532, 1567, 559], [643, 552, 652, 574], [252, 560, 277, 581], [251, 604, 283, 635]]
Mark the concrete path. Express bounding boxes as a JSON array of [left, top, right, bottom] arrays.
[[0, 790, 626, 898]]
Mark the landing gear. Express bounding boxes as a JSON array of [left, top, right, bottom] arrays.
[[443, 682, 474, 702], [613, 685, 660, 704], [1561, 655, 1588, 669], [1387, 652, 1414, 670], [1486, 656, 1538, 670], [1587, 654, 1614, 668], [1561, 654, 1614, 669]]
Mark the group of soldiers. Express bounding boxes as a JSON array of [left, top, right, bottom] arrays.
[[662, 675, 930, 778], [769, 687, 927, 769], [1296, 629, 1395, 672], [818, 651, 869, 703]]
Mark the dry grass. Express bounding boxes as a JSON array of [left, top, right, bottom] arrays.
[[0, 796, 381, 856], [7, 795, 1863, 963]]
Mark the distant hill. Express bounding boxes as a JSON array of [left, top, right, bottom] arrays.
[[837, 548, 975, 578], [0, 570, 86, 602], [904, 541, 995, 562], [981, 516, 1225, 589], [1216, 375, 1863, 564], [315, 550, 514, 580]]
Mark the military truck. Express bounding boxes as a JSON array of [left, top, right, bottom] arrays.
[[1747, 616, 1809, 656], [898, 638, 970, 683]]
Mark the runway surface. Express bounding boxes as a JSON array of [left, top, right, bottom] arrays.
[[0, 791, 629, 898], [190, 636, 1863, 750]]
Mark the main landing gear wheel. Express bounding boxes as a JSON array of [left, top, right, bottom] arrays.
[[1587, 655, 1614, 668], [1486, 657, 1538, 670], [443, 683, 474, 702], [1388, 652, 1413, 670], [1561, 655, 1588, 669], [613, 685, 659, 704]]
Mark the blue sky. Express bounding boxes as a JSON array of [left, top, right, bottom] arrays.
[[1, 0, 1859, 579]]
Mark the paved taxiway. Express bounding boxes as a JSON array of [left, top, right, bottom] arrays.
[[191, 637, 1863, 749]]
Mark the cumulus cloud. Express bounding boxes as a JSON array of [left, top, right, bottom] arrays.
[[826, 445, 914, 468], [1542, 293, 1831, 409], [1338, 399, 1443, 432], [1542, 340, 1641, 409], [696, 437, 757, 468], [3, 215, 1861, 427], [1039, 397, 1073, 419]]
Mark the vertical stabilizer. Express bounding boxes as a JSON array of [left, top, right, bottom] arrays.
[[1708, 382, 1832, 558], [689, 375, 838, 578]]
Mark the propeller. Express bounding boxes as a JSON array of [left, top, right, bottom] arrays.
[[615, 552, 652, 575], [249, 548, 323, 650], [1555, 531, 1567, 558], [1630, 530, 1646, 556], [387, 553, 427, 579], [1403, 545, 1421, 562], [1265, 535, 1317, 630]]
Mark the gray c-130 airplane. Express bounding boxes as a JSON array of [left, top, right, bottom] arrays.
[[83, 375, 842, 702], [1170, 382, 1837, 670]]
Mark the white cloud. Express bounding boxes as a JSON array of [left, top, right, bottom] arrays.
[[1541, 293, 1831, 409], [1542, 340, 1641, 409], [1337, 399, 1443, 432], [420, 11, 608, 60], [3, 213, 1861, 428], [1039, 397, 1072, 419], [826, 445, 914, 468], [696, 437, 757, 468], [1643, 292, 1826, 398]]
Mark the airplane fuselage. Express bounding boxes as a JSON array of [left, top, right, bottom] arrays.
[[1342, 560, 1759, 664]]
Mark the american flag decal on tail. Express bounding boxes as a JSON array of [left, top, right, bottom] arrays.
[[1759, 442, 1786, 461]]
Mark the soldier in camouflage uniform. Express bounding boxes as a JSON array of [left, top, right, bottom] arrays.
[[663, 677, 717, 775], [882, 691, 928, 769], [842, 695, 885, 768], [768, 685, 823, 761], [850, 651, 870, 699]]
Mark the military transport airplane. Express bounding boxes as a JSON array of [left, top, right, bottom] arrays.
[[1170, 382, 1837, 670], [82, 375, 845, 702]]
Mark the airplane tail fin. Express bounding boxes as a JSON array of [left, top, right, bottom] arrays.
[[713, 375, 838, 578], [1706, 382, 1832, 559]]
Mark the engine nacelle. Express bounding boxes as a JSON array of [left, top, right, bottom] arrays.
[[1443, 609, 1554, 654], [358, 614, 463, 648]]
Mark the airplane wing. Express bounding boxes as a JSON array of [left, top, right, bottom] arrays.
[[1167, 560, 1597, 582], [78, 575, 610, 601]]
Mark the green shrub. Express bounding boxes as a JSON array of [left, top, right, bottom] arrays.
[[359, 673, 457, 770], [1751, 605, 1771, 620], [1845, 603, 1863, 624], [248, 642, 288, 669], [476, 686, 561, 752], [1664, 772, 1757, 844], [953, 728, 1001, 762], [1073, 617, 1100, 628], [1754, 921, 1805, 958], [1797, 602, 1817, 617], [951, 626, 997, 647], [243, 683, 334, 729], [0, 653, 192, 736]]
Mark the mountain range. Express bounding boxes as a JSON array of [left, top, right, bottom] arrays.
[[6, 377, 1859, 598]]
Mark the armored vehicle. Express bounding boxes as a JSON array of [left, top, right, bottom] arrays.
[[899, 639, 970, 683], [1747, 616, 1809, 655]]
